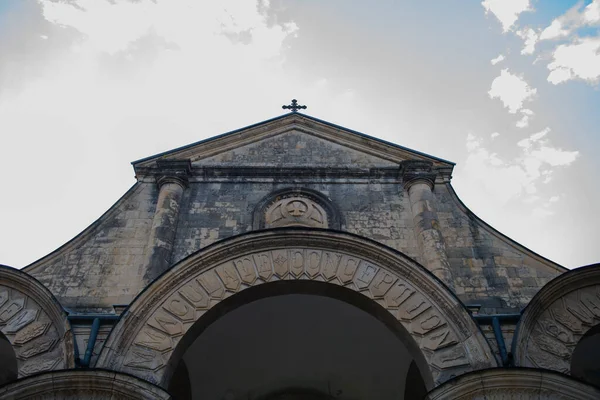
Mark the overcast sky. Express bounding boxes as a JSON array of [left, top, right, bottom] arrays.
[[0, 0, 598, 269]]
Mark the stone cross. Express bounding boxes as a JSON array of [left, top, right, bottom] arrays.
[[282, 99, 307, 113]]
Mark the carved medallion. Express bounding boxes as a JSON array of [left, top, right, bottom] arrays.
[[265, 196, 328, 228]]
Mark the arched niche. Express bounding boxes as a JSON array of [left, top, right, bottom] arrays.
[[513, 264, 600, 377], [0, 369, 171, 399], [425, 368, 600, 400], [97, 229, 496, 388], [252, 188, 343, 230], [0, 265, 74, 378]]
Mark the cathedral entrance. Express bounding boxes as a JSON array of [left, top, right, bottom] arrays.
[[166, 281, 429, 400]]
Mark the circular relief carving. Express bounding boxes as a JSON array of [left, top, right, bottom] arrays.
[[265, 196, 327, 229]]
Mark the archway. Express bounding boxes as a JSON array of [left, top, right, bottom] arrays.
[[514, 264, 600, 374], [425, 368, 600, 399], [0, 265, 74, 377], [571, 324, 600, 387], [97, 229, 496, 388], [166, 280, 430, 400], [0, 331, 17, 385]]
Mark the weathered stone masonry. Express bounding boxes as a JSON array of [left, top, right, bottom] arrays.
[[5, 112, 592, 399], [142, 160, 191, 284]]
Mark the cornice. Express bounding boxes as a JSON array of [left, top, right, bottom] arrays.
[[401, 160, 437, 190], [132, 115, 455, 171]]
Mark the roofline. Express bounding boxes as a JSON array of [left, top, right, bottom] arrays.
[[131, 112, 456, 166]]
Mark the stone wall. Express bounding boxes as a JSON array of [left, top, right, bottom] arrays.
[[25, 184, 157, 310], [171, 181, 420, 264], [435, 184, 562, 311], [24, 118, 564, 314]]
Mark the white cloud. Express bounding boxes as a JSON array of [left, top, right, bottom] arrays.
[[584, 0, 600, 23], [517, 28, 538, 54], [488, 69, 537, 113], [516, 108, 533, 128], [531, 146, 579, 166], [517, 128, 549, 149], [540, 19, 570, 40], [491, 132, 500, 139], [516, 114, 529, 128], [547, 37, 600, 84], [540, 1, 600, 41], [482, 0, 532, 32], [491, 54, 505, 65], [462, 129, 578, 212], [517, 128, 578, 166], [532, 195, 561, 218]]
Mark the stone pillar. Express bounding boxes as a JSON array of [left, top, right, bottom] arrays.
[[403, 161, 454, 287], [143, 160, 191, 284]]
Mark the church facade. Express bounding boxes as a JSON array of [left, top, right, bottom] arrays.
[[0, 111, 599, 399]]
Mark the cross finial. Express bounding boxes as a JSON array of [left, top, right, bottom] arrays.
[[282, 99, 307, 113]]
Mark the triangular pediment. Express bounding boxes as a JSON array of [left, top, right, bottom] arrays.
[[132, 113, 454, 170]]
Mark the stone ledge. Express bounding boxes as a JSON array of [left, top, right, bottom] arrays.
[[426, 367, 600, 400], [0, 369, 171, 399]]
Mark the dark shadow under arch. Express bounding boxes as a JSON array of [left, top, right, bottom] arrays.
[[163, 280, 433, 394], [0, 331, 17, 386], [572, 324, 600, 388]]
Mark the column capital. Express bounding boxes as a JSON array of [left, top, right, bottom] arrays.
[[401, 160, 437, 191], [155, 159, 192, 189]]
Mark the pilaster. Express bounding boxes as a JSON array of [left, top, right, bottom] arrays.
[[142, 160, 191, 284], [402, 161, 454, 287]]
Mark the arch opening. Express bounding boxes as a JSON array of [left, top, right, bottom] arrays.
[[165, 280, 430, 400], [0, 331, 17, 385], [571, 324, 600, 388]]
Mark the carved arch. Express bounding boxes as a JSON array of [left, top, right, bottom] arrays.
[[97, 229, 495, 387], [252, 188, 343, 230], [514, 263, 600, 374], [425, 368, 600, 400], [0, 369, 171, 399], [0, 265, 74, 377]]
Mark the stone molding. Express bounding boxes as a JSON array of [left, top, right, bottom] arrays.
[[0, 369, 171, 399], [156, 175, 188, 190], [252, 188, 343, 230], [514, 264, 600, 373], [152, 159, 192, 188], [132, 114, 455, 171], [135, 166, 405, 183], [0, 265, 74, 378], [401, 160, 437, 190], [425, 368, 600, 399], [96, 229, 495, 388]]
